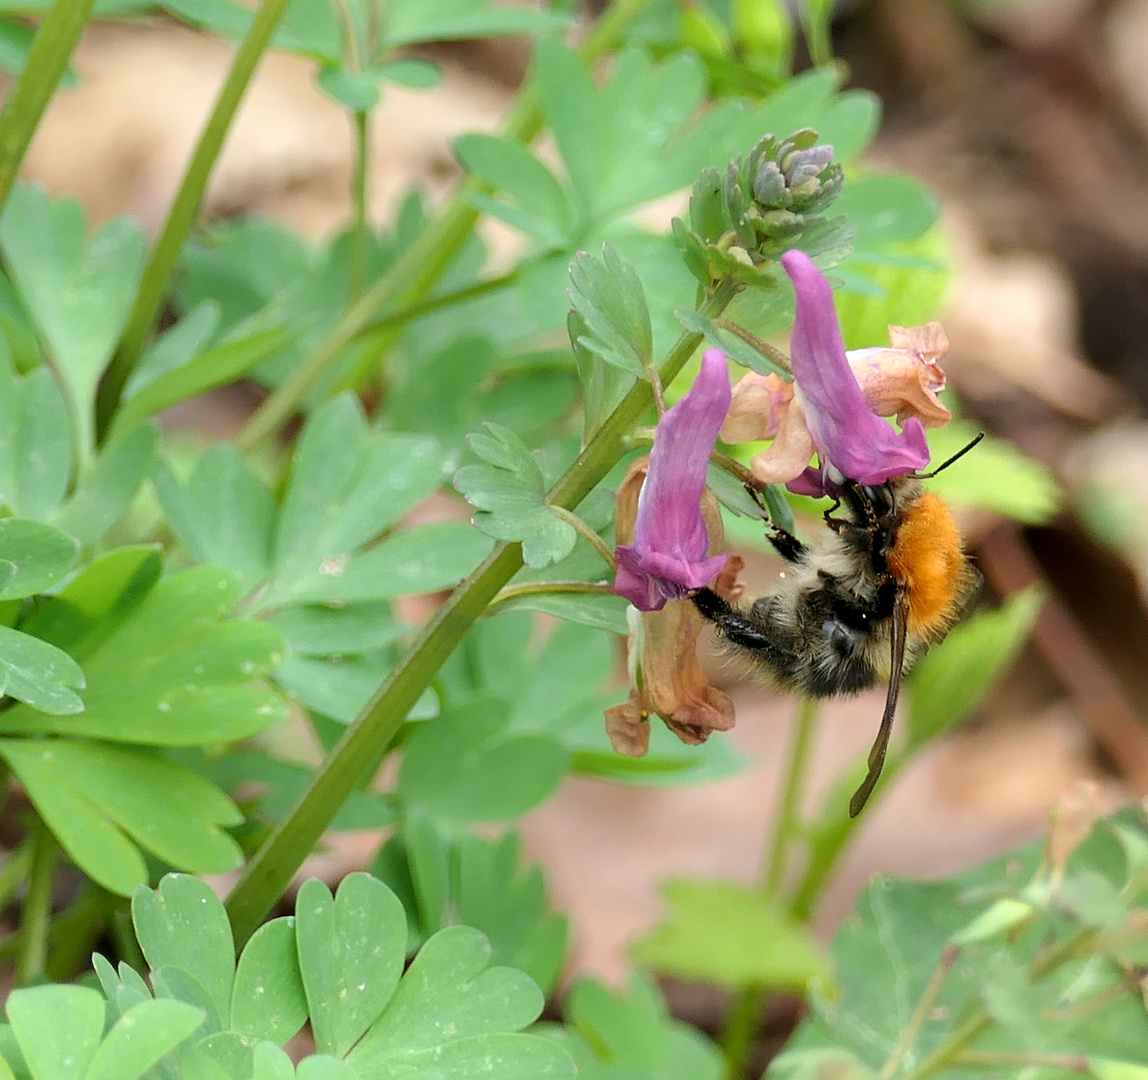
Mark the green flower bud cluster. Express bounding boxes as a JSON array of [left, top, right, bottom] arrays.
[[672, 128, 852, 290]]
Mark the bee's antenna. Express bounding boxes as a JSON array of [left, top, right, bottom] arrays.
[[909, 432, 984, 481]]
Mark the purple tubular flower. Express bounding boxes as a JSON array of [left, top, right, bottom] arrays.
[[614, 349, 731, 612], [780, 250, 930, 497]]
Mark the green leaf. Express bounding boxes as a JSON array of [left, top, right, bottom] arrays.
[[0, 568, 286, 744], [6, 985, 104, 1080], [551, 973, 723, 1080], [266, 603, 406, 656], [0, 519, 79, 600], [0, 361, 72, 520], [835, 174, 939, 251], [907, 586, 1043, 749], [132, 874, 236, 1029], [85, 999, 205, 1080], [270, 522, 492, 607], [264, 395, 451, 607], [114, 328, 288, 434], [567, 246, 652, 377], [271, 653, 437, 726], [674, 307, 788, 377], [3, 741, 244, 895], [455, 134, 572, 246], [453, 831, 569, 996], [780, 812, 1148, 1071], [398, 695, 569, 821], [453, 423, 575, 568], [317, 67, 380, 110], [52, 424, 158, 545], [378, 0, 568, 49], [376, 57, 442, 89], [632, 880, 831, 992], [347, 923, 571, 1079], [568, 308, 636, 445], [0, 186, 144, 454], [251, 1042, 295, 1080], [231, 918, 308, 1046], [295, 874, 406, 1058], [489, 591, 630, 635], [154, 447, 276, 596], [0, 624, 85, 713]]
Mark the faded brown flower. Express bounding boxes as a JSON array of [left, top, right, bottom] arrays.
[[606, 458, 743, 755], [737, 321, 953, 487]]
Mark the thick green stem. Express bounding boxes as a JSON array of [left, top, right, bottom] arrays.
[[225, 280, 737, 945], [234, 0, 653, 454], [15, 820, 55, 985], [96, 0, 294, 438], [0, 0, 96, 216]]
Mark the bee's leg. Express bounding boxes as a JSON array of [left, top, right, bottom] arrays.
[[767, 526, 806, 564], [743, 484, 808, 564], [691, 587, 801, 671]]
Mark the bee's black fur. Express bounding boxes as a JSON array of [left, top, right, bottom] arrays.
[[692, 480, 903, 699]]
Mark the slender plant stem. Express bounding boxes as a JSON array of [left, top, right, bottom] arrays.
[[96, 0, 294, 438], [956, 1050, 1089, 1072], [764, 696, 819, 896], [0, 838, 32, 912], [0, 0, 96, 217], [879, 945, 960, 1080], [719, 697, 820, 1080], [485, 580, 616, 612], [350, 108, 371, 297], [713, 319, 791, 374], [15, 820, 55, 985], [44, 885, 117, 982], [718, 989, 765, 1080], [549, 506, 616, 570], [225, 280, 738, 946], [349, 269, 522, 346], [233, 0, 654, 454]]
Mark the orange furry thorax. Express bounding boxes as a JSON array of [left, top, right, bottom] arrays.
[[887, 491, 969, 638]]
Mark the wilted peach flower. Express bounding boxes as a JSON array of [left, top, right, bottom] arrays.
[[724, 256, 952, 493], [606, 457, 742, 754]]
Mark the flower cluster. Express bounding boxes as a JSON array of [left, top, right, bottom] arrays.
[[607, 249, 952, 755]]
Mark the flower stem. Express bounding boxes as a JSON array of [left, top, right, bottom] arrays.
[[0, 0, 96, 217], [224, 279, 738, 946], [719, 696, 820, 1080], [763, 696, 819, 897], [349, 269, 521, 347], [713, 319, 791, 374], [957, 1051, 1089, 1072], [486, 580, 616, 613], [549, 506, 616, 571], [349, 108, 371, 297], [233, 0, 654, 454], [96, 0, 294, 439], [879, 945, 960, 1080], [15, 820, 55, 985]]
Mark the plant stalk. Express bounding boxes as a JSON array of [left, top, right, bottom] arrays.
[[233, 0, 653, 454], [0, 0, 96, 217], [225, 280, 737, 945], [350, 107, 371, 297], [15, 820, 55, 985], [96, 0, 294, 438], [719, 697, 820, 1079]]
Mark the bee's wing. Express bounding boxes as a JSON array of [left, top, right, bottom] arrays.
[[849, 596, 908, 817]]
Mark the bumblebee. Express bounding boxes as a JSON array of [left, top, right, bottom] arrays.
[[691, 443, 981, 816]]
